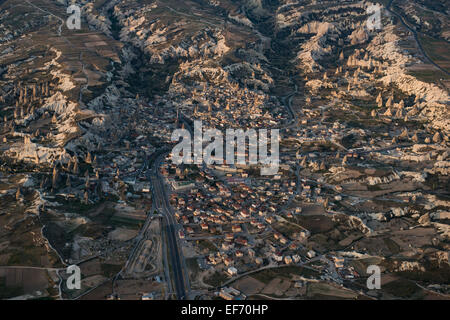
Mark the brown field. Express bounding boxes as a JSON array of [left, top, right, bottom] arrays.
[[307, 282, 358, 299], [233, 276, 265, 295], [419, 35, 450, 74], [79, 280, 113, 300], [113, 279, 164, 300], [296, 215, 334, 234], [0, 267, 52, 298], [79, 259, 102, 277], [261, 277, 292, 296], [300, 203, 327, 215]]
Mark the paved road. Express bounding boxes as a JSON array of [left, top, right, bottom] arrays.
[[0, 265, 63, 271], [150, 154, 188, 300]]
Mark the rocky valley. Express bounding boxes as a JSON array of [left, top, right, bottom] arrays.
[[0, 0, 449, 300]]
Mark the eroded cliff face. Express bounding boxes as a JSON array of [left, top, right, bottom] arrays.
[[4, 0, 447, 181], [367, 25, 450, 132], [1, 0, 448, 191]]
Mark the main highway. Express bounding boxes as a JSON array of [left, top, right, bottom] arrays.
[[149, 153, 188, 300]]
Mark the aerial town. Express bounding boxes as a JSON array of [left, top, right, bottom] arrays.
[[0, 0, 448, 302]]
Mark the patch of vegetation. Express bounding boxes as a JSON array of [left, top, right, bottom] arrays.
[[101, 263, 122, 278], [7, 248, 40, 266], [204, 271, 228, 287], [273, 222, 303, 239], [109, 216, 143, 229], [367, 184, 383, 191], [419, 35, 450, 74], [424, 173, 450, 191], [307, 282, 358, 300], [296, 215, 335, 234], [341, 133, 357, 149], [383, 279, 422, 298], [53, 196, 101, 213], [252, 266, 319, 284], [408, 70, 448, 84], [383, 238, 401, 254], [197, 240, 218, 252], [186, 258, 201, 279], [395, 261, 450, 284]]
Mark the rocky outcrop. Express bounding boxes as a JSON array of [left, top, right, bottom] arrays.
[[367, 25, 450, 132]]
